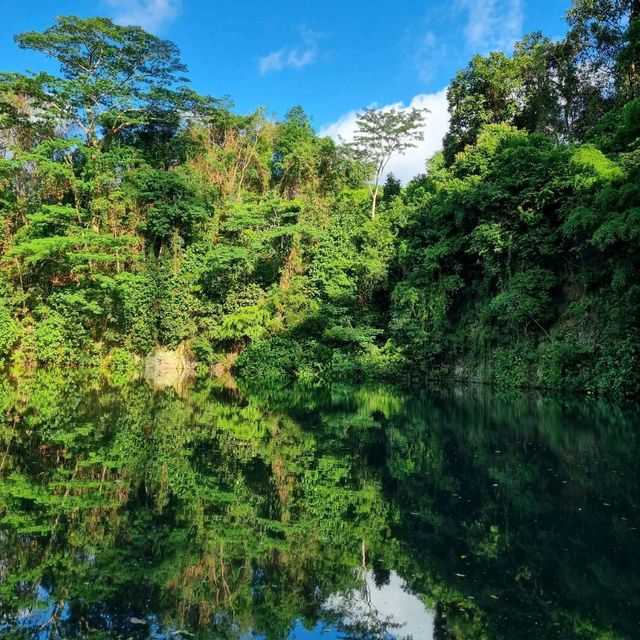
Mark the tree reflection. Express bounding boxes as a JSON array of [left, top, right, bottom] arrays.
[[0, 372, 638, 639]]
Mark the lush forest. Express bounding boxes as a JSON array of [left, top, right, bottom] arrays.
[[0, 0, 639, 397]]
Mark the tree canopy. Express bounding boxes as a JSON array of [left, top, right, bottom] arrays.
[[347, 107, 428, 218], [6, 15, 210, 147]]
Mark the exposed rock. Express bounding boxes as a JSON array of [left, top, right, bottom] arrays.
[[144, 348, 188, 390], [211, 351, 240, 390]]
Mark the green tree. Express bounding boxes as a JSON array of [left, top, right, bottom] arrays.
[[346, 107, 428, 218], [567, 0, 640, 97], [382, 172, 402, 202], [8, 16, 196, 147], [443, 52, 522, 164], [272, 105, 316, 198]]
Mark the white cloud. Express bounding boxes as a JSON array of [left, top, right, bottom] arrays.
[[413, 30, 448, 82], [457, 0, 523, 51], [102, 0, 182, 33], [324, 571, 435, 640], [259, 29, 321, 74], [320, 88, 450, 184]]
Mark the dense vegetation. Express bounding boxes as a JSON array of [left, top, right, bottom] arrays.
[[0, 1, 639, 396], [1, 372, 638, 639]]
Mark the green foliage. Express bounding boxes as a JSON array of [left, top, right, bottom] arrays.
[[0, 295, 19, 362], [386, 115, 640, 396], [32, 308, 74, 365], [128, 166, 210, 250], [10, 15, 196, 146], [102, 347, 141, 385], [382, 172, 402, 201], [235, 336, 311, 386], [112, 271, 157, 353], [537, 338, 593, 390], [443, 52, 523, 163], [0, 9, 638, 396], [346, 106, 428, 217], [488, 268, 557, 330]]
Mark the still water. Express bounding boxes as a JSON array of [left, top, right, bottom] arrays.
[[0, 371, 638, 639]]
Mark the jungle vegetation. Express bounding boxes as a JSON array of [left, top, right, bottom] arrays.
[[0, 1, 639, 396]]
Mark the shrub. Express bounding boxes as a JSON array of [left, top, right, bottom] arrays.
[[33, 310, 73, 365]]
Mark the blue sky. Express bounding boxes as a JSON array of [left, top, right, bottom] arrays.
[[0, 0, 571, 180]]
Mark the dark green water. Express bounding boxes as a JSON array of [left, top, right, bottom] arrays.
[[0, 372, 638, 639]]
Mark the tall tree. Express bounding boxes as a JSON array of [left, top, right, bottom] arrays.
[[271, 105, 316, 198], [5, 16, 206, 147], [567, 0, 640, 97], [346, 107, 428, 218], [442, 52, 522, 164]]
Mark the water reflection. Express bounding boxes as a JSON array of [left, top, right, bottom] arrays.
[[323, 571, 435, 639], [0, 371, 638, 639]]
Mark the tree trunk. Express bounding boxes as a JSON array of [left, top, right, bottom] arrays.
[[371, 184, 379, 219]]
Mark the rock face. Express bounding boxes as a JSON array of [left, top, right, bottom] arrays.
[[211, 351, 240, 388], [144, 349, 187, 390]]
